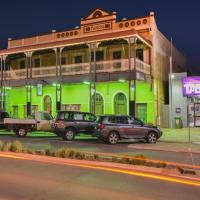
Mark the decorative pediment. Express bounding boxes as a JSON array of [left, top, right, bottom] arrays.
[[82, 8, 113, 21]]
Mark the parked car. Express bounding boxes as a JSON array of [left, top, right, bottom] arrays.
[[52, 111, 97, 140], [4, 111, 53, 137], [0, 111, 10, 129], [94, 115, 162, 144]]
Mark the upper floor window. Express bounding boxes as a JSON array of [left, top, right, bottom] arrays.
[[113, 51, 122, 60], [34, 58, 41, 68], [136, 49, 144, 61], [91, 51, 104, 62], [75, 55, 82, 64], [20, 60, 26, 69], [61, 57, 67, 65]]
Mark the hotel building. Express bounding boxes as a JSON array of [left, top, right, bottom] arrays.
[[0, 8, 186, 126]]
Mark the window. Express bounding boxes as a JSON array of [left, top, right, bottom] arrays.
[[62, 104, 81, 111], [34, 58, 41, 68], [61, 57, 67, 65], [119, 117, 129, 124], [24, 105, 39, 118], [136, 49, 144, 61], [113, 51, 122, 60], [20, 60, 26, 69], [75, 56, 82, 64], [57, 112, 73, 121], [91, 51, 104, 62], [40, 112, 53, 120], [12, 106, 18, 118], [84, 113, 96, 122], [73, 113, 83, 121]]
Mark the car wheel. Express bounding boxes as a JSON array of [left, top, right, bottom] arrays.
[[108, 132, 119, 145], [63, 128, 75, 141], [146, 132, 157, 143], [16, 128, 27, 137]]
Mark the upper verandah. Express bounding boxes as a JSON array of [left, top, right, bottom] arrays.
[[0, 8, 154, 54]]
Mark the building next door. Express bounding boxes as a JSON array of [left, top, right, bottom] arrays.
[[136, 103, 147, 123], [92, 93, 104, 116], [43, 96, 52, 114], [114, 93, 127, 115]]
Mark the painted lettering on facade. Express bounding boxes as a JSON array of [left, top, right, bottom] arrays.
[[84, 22, 112, 33]]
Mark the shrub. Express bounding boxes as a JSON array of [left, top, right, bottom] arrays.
[[2, 142, 12, 152], [75, 152, 85, 160], [55, 148, 67, 158], [11, 141, 23, 153], [66, 149, 75, 158], [0, 140, 4, 150], [111, 156, 118, 162], [134, 154, 146, 159], [144, 161, 155, 167], [45, 149, 51, 156], [131, 158, 146, 166], [121, 156, 130, 164], [93, 154, 99, 160]]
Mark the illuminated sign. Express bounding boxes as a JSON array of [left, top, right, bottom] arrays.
[[182, 77, 200, 96]]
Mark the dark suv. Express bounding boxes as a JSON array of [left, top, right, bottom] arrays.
[[0, 111, 9, 129], [52, 111, 96, 140], [94, 115, 162, 144]]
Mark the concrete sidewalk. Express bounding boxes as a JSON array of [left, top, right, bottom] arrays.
[[128, 141, 200, 154]]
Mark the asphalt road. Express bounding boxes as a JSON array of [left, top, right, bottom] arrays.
[[0, 132, 200, 166], [0, 157, 200, 200]]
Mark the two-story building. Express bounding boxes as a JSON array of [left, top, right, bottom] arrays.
[[0, 8, 186, 126]]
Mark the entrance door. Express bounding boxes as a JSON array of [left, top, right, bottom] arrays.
[[136, 103, 147, 123], [194, 103, 200, 127], [92, 93, 104, 116], [43, 96, 52, 114], [114, 93, 127, 115]]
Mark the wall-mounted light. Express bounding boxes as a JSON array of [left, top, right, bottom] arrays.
[[83, 81, 91, 85], [118, 79, 126, 83], [171, 74, 175, 79]]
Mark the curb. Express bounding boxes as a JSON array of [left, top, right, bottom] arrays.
[[1, 152, 200, 185]]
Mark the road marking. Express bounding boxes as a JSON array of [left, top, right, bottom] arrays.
[[0, 153, 200, 187], [0, 154, 27, 160]]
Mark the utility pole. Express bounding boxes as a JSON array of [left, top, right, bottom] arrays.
[[169, 37, 173, 128]]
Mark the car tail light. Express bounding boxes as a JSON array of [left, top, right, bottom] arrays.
[[98, 123, 105, 129]]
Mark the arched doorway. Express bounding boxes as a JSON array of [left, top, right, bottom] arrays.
[[114, 93, 127, 115], [92, 93, 104, 116], [43, 95, 52, 114]]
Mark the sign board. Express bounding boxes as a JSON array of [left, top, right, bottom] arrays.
[[182, 77, 200, 96], [37, 84, 43, 96], [176, 108, 181, 114]]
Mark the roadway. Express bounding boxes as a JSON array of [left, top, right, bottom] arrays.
[[0, 132, 200, 166], [0, 156, 200, 200]]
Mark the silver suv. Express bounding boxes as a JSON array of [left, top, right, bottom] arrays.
[[94, 115, 162, 144]]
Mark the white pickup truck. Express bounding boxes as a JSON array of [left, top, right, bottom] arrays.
[[4, 111, 53, 137]]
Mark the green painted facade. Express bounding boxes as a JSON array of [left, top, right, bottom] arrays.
[[5, 81, 155, 124]]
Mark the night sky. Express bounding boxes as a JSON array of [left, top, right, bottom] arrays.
[[0, 0, 199, 74]]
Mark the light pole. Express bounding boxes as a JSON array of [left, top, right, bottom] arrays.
[[169, 37, 173, 128]]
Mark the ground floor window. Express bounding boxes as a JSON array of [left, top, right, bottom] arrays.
[[114, 93, 127, 115], [136, 103, 147, 123], [62, 104, 81, 111], [43, 96, 52, 113], [92, 93, 104, 116], [24, 105, 39, 118], [12, 105, 18, 118]]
